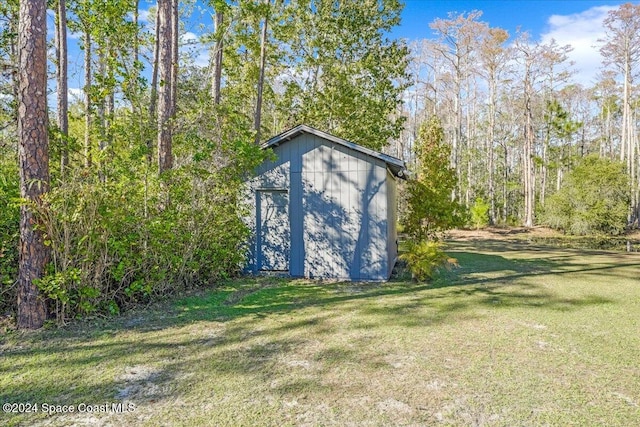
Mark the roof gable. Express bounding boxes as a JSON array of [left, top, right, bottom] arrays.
[[262, 124, 406, 178]]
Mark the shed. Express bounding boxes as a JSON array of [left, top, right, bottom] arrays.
[[245, 124, 406, 281]]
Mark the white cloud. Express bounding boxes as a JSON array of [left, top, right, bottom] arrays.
[[540, 5, 617, 86], [181, 31, 199, 44], [181, 32, 210, 68], [68, 87, 84, 102], [138, 9, 152, 24]]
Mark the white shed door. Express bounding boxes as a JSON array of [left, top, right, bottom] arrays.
[[257, 190, 290, 271]]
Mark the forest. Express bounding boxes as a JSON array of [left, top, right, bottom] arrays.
[[1, 0, 638, 328]]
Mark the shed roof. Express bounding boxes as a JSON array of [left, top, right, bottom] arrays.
[[262, 124, 406, 178]]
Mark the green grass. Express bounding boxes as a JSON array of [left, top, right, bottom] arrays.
[[2, 240, 640, 426]]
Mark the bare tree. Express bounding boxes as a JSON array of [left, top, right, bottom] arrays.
[[17, 0, 49, 329], [513, 33, 540, 228], [429, 10, 486, 201], [478, 27, 510, 223], [600, 3, 640, 224]]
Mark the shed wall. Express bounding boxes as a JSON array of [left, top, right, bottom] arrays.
[[247, 132, 395, 281]]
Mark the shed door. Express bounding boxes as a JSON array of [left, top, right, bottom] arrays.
[[257, 190, 290, 271]]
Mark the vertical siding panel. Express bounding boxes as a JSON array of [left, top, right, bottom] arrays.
[[249, 127, 402, 281]]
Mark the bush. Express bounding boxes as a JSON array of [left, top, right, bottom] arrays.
[[470, 197, 490, 229], [542, 156, 629, 235], [402, 117, 466, 240], [399, 240, 457, 282], [0, 157, 19, 315], [33, 159, 257, 321]]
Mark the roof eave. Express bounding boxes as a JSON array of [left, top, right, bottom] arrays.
[[262, 124, 407, 178]]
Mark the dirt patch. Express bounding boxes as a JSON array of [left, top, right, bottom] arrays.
[[446, 226, 560, 242]]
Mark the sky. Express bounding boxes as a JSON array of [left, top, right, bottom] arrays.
[[393, 0, 638, 86]]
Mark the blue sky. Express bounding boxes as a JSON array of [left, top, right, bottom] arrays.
[[395, 0, 627, 39], [393, 0, 639, 85]]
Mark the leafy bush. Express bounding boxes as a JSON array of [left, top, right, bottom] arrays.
[[470, 197, 490, 229], [402, 117, 466, 240], [542, 156, 629, 235], [399, 240, 457, 282], [0, 157, 19, 314]]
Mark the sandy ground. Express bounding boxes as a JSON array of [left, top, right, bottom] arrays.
[[446, 226, 640, 242], [445, 226, 562, 241]]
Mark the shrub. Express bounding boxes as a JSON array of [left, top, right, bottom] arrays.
[[470, 197, 490, 229], [399, 240, 458, 282], [401, 117, 466, 240], [0, 157, 19, 314], [542, 156, 629, 235]]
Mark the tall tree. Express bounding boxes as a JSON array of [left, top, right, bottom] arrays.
[[429, 10, 486, 200], [0, 0, 19, 137], [513, 32, 539, 227], [254, 0, 269, 144], [278, 0, 408, 150], [55, 0, 68, 175], [74, 0, 93, 169], [478, 27, 510, 223], [600, 2, 640, 223], [17, 0, 49, 329], [210, 0, 225, 105], [157, 0, 174, 173]]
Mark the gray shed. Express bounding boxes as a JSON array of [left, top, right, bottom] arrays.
[[245, 124, 406, 281]]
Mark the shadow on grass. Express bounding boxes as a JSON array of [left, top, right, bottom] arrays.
[[1, 240, 635, 416]]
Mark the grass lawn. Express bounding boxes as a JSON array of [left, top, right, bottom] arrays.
[[2, 239, 639, 426]]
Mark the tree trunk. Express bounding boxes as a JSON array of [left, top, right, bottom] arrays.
[[254, 0, 269, 144], [147, 6, 161, 165], [56, 0, 68, 175], [211, 9, 224, 104], [83, 27, 92, 169], [17, 0, 49, 329], [133, 0, 139, 67], [157, 0, 174, 173], [487, 76, 496, 224], [523, 63, 535, 228], [170, 0, 178, 119]]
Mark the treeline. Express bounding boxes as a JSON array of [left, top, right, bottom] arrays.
[[397, 5, 640, 229], [1, 1, 638, 328], [0, 0, 407, 328]]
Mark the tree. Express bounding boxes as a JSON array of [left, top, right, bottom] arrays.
[[254, 0, 270, 144], [210, 0, 226, 105], [277, 0, 409, 150], [429, 10, 486, 201], [17, 0, 49, 329], [402, 116, 465, 240], [600, 2, 640, 223], [513, 32, 539, 227], [543, 156, 629, 235], [157, 0, 175, 173], [55, 0, 68, 175], [0, 0, 19, 136], [478, 26, 510, 224]]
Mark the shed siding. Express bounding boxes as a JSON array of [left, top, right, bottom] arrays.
[[247, 131, 398, 281], [386, 169, 398, 278]]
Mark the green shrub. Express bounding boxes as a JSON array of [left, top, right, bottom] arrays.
[[470, 197, 490, 229], [399, 240, 458, 282], [542, 156, 629, 235], [0, 157, 19, 314], [402, 117, 466, 240]]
